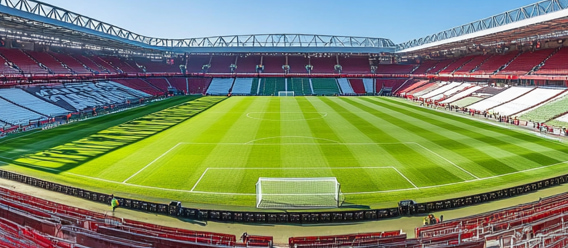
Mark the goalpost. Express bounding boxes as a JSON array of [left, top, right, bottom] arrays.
[[278, 91, 295, 97], [256, 177, 344, 209]]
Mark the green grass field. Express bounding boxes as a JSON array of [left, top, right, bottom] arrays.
[[2, 96, 568, 211]]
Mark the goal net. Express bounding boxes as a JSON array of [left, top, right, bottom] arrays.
[[278, 91, 295, 97], [256, 177, 344, 209]]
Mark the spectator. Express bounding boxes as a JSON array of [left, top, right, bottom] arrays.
[[110, 194, 119, 212]]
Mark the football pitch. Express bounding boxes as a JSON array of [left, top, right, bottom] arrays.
[[2, 96, 568, 210]]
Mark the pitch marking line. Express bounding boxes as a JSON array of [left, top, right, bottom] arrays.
[[190, 168, 209, 192], [410, 143, 480, 180], [189, 167, 410, 193], [126, 140, 480, 183], [63, 160, 568, 196], [391, 167, 418, 189], [122, 143, 184, 183]]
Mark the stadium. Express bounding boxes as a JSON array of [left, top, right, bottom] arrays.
[[0, 0, 568, 247]]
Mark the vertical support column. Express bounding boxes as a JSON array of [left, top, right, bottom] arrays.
[[185, 78, 189, 94], [309, 78, 315, 95]]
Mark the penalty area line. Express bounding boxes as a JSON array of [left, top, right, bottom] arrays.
[[391, 167, 418, 189], [410, 142, 480, 180], [190, 168, 209, 192], [122, 142, 184, 183], [63, 160, 568, 196]]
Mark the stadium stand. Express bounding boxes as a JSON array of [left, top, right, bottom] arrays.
[[167, 77, 188, 94], [415, 192, 568, 248], [534, 47, 568, 75], [235, 55, 261, 73], [471, 52, 519, 74], [49, 52, 93, 74], [134, 58, 180, 73], [398, 80, 429, 96], [362, 78, 374, 93], [262, 56, 285, 73], [23, 81, 150, 111], [187, 55, 211, 73], [348, 79, 366, 94], [410, 82, 445, 98], [207, 78, 234, 95], [440, 85, 484, 104], [311, 78, 340, 95], [0, 88, 68, 116], [439, 56, 474, 74], [338, 56, 370, 73], [310, 56, 336, 73], [425, 59, 455, 74], [0, 53, 19, 74], [489, 88, 565, 116], [260, 78, 286, 95], [490, 88, 566, 116], [452, 96, 484, 107], [520, 92, 568, 123], [209, 55, 236, 73], [0, 186, 272, 248], [75, 55, 110, 74], [468, 87, 534, 111], [0, 97, 45, 125], [26, 51, 71, 74], [420, 82, 458, 99], [288, 56, 310, 73], [0, 48, 48, 74], [412, 60, 439, 74], [554, 112, 568, 124], [289, 230, 487, 247], [114, 79, 165, 95], [375, 64, 416, 74], [231, 78, 254, 95], [92, 55, 122, 73], [337, 78, 355, 95], [288, 78, 312, 96], [144, 78, 171, 92], [187, 78, 212, 95], [498, 49, 554, 75], [453, 54, 492, 75], [376, 79, 409, 95], [101, 56, 141, 74], [430, 83, 472, 101]]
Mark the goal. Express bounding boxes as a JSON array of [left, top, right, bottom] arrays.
[[278, 91, 295, 97], [256, 177, 344, 209]]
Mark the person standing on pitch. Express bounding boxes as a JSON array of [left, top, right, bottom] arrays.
[[111, 194, 119, 212]]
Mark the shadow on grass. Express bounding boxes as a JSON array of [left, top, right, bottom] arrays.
[[0, 97, 227, 174], [339, 202, 371, 210]]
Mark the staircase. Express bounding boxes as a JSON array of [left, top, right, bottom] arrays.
[[531, 47, 561, 74], [451, 57, 476, 74], [470, 55, 494, 73], [493, 52, 522, 74]]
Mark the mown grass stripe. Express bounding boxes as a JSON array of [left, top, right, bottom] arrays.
[[319, 97, 466, 186], [297, 97, 390, 192], [367, 98, 564, 168], [339, 97, 512, 177], [381, 97, 568, 154]]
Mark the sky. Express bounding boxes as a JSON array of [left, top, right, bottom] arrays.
[[42, 0, 539, 44]]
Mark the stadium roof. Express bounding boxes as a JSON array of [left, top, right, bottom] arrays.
[[398, 0, 568, 55], [0, 0, 567, 54]]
